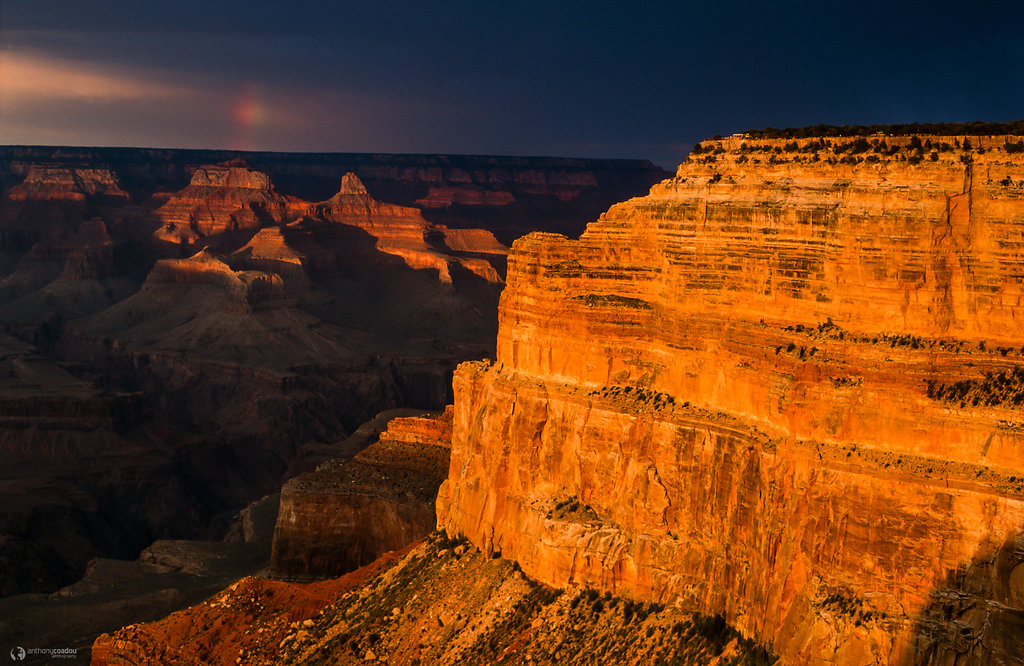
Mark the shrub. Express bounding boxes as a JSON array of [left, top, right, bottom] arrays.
[[850, 137, 871, 153]]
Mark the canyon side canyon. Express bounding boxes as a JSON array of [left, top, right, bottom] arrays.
[[0, 147, 666, 656], [92, 134, 1024, 665]]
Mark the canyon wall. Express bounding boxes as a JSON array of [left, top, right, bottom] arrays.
[[438, 135, 1024, 664], [271, 408, 452, 581]]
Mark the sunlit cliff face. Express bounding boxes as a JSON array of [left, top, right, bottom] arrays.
[[439, 135, 1024, 664]]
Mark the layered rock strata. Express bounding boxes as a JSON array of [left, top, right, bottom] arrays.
[[0, 147, 660, 613], [0, 146, 670, 242], [304, 173, 506, 283], [438, 136, 1024, 664], [153, 163, 295, 244], [271, 409, 453, 580], [0, 165, 129, 251]]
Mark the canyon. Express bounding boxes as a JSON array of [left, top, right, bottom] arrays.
[[0, 147, 665, 619], [17, 133, 1024, 664], [90, 133, 1024, 665]]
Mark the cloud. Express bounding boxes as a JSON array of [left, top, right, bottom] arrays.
[[0, 47, 193, 106], [0, 43, 460, 153]]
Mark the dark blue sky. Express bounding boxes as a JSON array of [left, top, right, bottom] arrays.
[[2, 0, 1022, 168]]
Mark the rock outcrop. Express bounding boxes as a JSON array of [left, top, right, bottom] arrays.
[[271, 408, 453, 581], [5, 165, 129, 202], [0, 165, 129, 252], [304, 173, 506, 283], [438, 135, 1024, 664], [153, 163, 295, 244]]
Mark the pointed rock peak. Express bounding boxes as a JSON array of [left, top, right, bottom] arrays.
[[186, 247, 230, 266], [337, 172, 369, 196]]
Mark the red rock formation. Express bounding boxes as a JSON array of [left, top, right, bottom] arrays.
[[0, 147, 662, 650], [304, 173, 506, 283], [271, 408, 452, 580], [439, 227, 508, 255], [91, 542, 419, 666], [153, 164, 293, 244], [0, 166, 129, 251], [93, 532, 780, 665], [438, 136, 1024, 664], [5, 165, 129, 202], [0, 147, 670, 245], [146, 248, 291, 313]]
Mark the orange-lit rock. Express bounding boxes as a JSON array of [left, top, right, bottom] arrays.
[[438, 135, 1024, 664], [7, 165, 129, 201], [91, 542, 419, 666], [304, 173, 505, 283], [153, 163, 293, 244], [146, 248, 290, 312], [0, 166, 129, 251], [271, 408, 452, 581]]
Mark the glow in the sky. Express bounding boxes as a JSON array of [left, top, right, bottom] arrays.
[[231, 82, 269, 151], [0, 47, 190, 103]]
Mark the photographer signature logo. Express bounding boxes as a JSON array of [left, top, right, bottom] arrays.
[[8, 646, 76, 661]]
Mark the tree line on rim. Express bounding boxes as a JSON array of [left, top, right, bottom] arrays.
[[721, 119, 1024, 139]]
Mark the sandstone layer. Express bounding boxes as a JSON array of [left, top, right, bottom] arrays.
[[0, 159, 494, 606], [153, 163, 296, 244], [303, 173, 506, 283], [438, 136, 1024, 664], [271, 408, 453, 581]]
